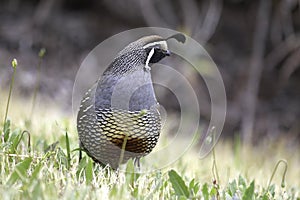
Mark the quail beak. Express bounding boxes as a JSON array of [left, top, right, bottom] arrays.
[[164, 50, 171, 56]]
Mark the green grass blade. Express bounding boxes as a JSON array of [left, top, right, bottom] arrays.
[[125, 159, 140, 190], [85, 157, 93, 184], [29, 163, 43, 185], [239, 175, 247, 189], [3, 119, 11, 142], [8, 128, 21, 153], [168, 169, 189, 198], [76, 156, 87, 180], [228, 180, 238, 197], [242, 180, 255, 200], [201, 183, 209, 200], [65, 130, 71, 169], [3, 61, 17, 135], [6, 157, 32, 186]]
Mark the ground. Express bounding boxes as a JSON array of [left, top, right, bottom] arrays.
[[0, 93, 299, 199]]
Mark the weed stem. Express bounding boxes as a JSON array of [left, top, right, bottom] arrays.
[[2, 59, 17, 138], [267, 159, 288, 189]]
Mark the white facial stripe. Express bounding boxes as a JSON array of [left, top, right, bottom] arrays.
[[143, 41, 168, 49], [145, 47, 155, 70], [146, 48, 155, 64]]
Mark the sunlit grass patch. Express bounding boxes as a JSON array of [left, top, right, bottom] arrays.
[[0, 93, 299, 199]]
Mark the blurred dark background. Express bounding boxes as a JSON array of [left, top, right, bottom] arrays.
[[0, 0, 299, 144]]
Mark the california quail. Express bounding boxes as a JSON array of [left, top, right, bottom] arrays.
[[77, 34, 185, 169]]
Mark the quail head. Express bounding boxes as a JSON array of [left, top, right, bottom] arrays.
[[77, 34, 185, 169]]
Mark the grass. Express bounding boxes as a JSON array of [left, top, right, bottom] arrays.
[[0, 92, 299, 199], [30, 48, 46, 119], [2, 59, 17, 138]]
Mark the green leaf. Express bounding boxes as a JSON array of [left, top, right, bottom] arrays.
[[3, 119, 11, 142], [202, 183, 209, 200], [168, 169, 189, 198], [126, 159, 135, 173], [261, 193, 270, 200], [8, 128, 22, 153], [210, 187, 217, 196], [239, 175, 247, 189], [179, 196, 188, 200], [189, 179, 200, 196], [132, 187, 139, 198], [138, 109, 147, 117], [65, 131, 71, 169], [242, 180, 255, 200], [125, 159, 140, 188], [268, 184, 275, 197], [76, 156, 87, 180], [109, 184, 118, 198], [32, 164, 42, 178], [228, 180, 238, 196], [30, 180, 44, 199], [193, 182, 200, 195], [29, 163, 43, 184], [85, 157, 93, 184], [56, 148, 68, 168], [189, 179, 195, 190], [7, 157, 32, 185]]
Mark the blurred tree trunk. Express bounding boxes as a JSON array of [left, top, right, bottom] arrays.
[[241, 0, 272, 143]]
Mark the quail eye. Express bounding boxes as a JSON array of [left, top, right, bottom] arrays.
[[153, 47, 161, 53]]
